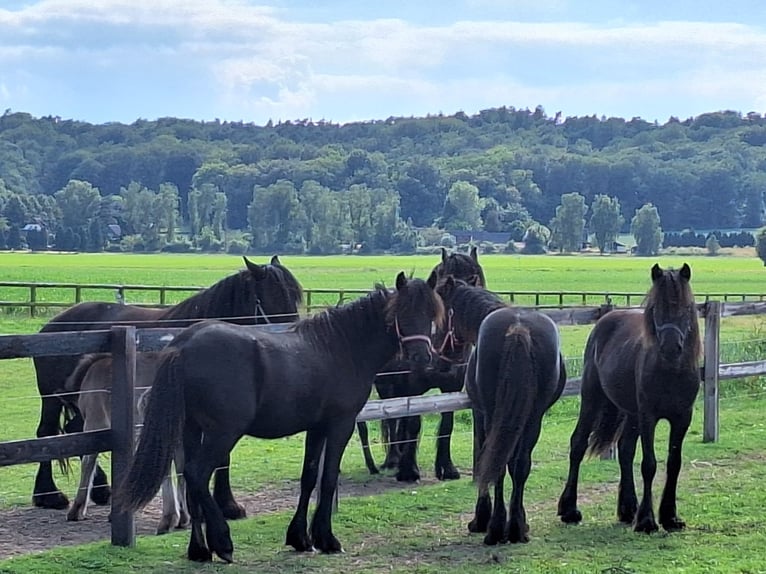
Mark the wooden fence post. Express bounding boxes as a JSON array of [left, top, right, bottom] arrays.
[[110, 325, 137, 547], [703, 301, 721, 443]]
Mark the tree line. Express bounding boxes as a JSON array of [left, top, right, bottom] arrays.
[[0, 106, 765, 255]]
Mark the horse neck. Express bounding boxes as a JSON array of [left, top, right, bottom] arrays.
[[297, 291, 395, 375], [450, 286, 505, 344], [161, 273, 246, 322]]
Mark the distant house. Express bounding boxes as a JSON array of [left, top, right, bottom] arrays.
[[106, 224, 122, 241], [447, 230, 512, 244]]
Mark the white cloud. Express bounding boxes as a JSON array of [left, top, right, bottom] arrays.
[[1, 0, 766, 123]]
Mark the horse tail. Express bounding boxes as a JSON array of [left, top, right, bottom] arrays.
[[115, 349, 185, 512], [475, 325, 535, 489], [586, 402, 625, 457], [59, 353, 106, 432]]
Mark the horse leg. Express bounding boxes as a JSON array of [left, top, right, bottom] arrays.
[[157, 471, 180, 535], [185, 431, 239, 562], [213, 461, 247, 520], [356, 422, 379, 474], [89, 465, 111, 506], [396, 415, 421, 483], [310, 419, 356, 553], [507, 419, 544, 544], [175, 449, 190, 529], [435, 411, 460, 480], [32, 397, 69, 509], [634, 413, 659, 534], [557, 382, 607, 524], [380, 418, 401, 470], [286, 429, 326, 551], [468, 408, 491, 533], [66, 452, 98, 521], [484, 473, 507, 545], [181, 422, 212, 562], [617, 415, 639, 524], [658, 410, 692, 532]]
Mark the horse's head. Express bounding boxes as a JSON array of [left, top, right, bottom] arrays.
[[388, 271, 444, 368], [427, 246, 486, 289], [645, 262, 699, 363], [243, 255, 303, 324]]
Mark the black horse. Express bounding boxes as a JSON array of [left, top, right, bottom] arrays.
[[116, 273, 443, 562], [357, 246, 485, 482], [32, 255, 302, 515], [437, 276, 566, 545], [558, 263, 701, 533]]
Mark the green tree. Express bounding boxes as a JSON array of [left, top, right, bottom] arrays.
[[55, 180, 101, 229], [705, 233, 721, 256], [158, 183, 181, 243], [549, 192, 587, 252], [248, 180, 305, 252], [521, 222, 550, 254], [631, 203, 663, 256], [756, 227, 766, 266], [590, 194, 624, 254], [441, 181, 483, 230]]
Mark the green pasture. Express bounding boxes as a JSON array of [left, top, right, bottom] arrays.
[[0, 251, 764, 571]]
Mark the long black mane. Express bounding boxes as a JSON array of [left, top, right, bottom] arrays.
[[165, 260, 303, 324], [292, 282, 444, 356]]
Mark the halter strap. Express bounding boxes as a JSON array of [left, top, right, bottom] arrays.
[[434, 308, 465, 364], [254, 296, 271, 324], [654, 320, 685, 338], [395, 317, 435, 356]]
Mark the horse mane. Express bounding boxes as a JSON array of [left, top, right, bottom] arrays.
[[641, 267, 702, 362], [448, 280, 505, 326], [293, 279, 443, 352], [163, 263, 303, 322]]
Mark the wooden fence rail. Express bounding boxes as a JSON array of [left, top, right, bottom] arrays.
[[0, 300, 764, 547], [3, 280, 766, 316]]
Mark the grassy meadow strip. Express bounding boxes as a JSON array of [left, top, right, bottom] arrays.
[[1, 394, 765, 573], [0, 251, 765, 307]]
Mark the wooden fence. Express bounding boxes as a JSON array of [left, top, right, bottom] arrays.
[[2, 280, 766, 316], [0, 300, 765, 548]]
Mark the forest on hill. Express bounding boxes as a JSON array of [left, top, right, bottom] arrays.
[[0, 106, 764, 254]]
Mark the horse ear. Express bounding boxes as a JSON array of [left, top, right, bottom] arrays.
[[470, 245, 478, 261], [426, 270, 438, 290], [467, 274, 480, 287], [244, 256, 268, 280], [441, 247, 448, 262], [395, 271, 407, 290], [680, 263, 691, 281], [270, 255, 281, 266], [651, 263, 663, 282]]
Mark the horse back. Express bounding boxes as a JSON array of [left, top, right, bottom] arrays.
[[473, 307, 562, 402]]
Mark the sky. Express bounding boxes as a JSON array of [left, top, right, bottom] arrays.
[[1, 0, 765, 126]]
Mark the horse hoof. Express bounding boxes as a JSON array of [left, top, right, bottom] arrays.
[[215, 550, 234, 563], [368, 466, 380, 475], [66, 510, 84, 522], [633, 518, 659, 534], [558, 509, 582, 524], [661, 517, 686, 532], [89, 486, 111, 506], [483, 532, 504, 546], [188, 546, 213, 562], [436, 465, 460, 481], [221, 502, 247, 520], [395, 469, 420, 483], [468, 518, 488, 533], [33, 491, 69, 510]]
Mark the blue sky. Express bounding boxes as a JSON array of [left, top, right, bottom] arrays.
[[1, 0, 765, 125]]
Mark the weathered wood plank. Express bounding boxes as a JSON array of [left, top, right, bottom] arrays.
[[721, 301, 766, 318], [110, 326, 136, 547], [0, 430, 112, 467], [719, 360, 766, 379], [703, 301, 721, 443], [0, 330, 112, 359]]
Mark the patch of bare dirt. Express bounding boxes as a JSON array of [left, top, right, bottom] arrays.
[[0, 473, 440, 560]]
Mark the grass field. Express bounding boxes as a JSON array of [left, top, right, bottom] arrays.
[[0, 251, 765, 572]]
